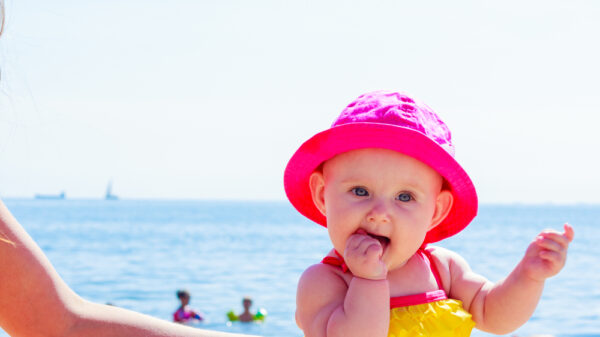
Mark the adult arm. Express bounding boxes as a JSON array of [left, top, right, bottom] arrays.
[[0, 200, 256, 337]]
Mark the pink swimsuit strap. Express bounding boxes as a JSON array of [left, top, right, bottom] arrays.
[[321, 250, 349, 272], [321, 247, 448, 308]]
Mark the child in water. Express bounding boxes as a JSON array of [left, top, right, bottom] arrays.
[[173, 289, 205, 323], [227, 296, 267, 323], [237, 297, 256, 323], [284, 91, 574, 337]]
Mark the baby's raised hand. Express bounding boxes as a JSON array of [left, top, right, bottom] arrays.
[[343, 229, 388, 280], [521, 223, 574, 282]]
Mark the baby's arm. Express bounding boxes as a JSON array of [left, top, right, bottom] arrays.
[[445, 224, 574, 334], [296, 233, 390, 337]]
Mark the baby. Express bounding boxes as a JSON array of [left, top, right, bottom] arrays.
[[284, 91, 574, 337]]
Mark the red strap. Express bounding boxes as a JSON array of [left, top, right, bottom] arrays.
[[321, 250, 349, 273], [321, 247, 448, 308], [420, 246, 444, 290], [390, 246, 448, 308], [321, 248, 443, 287]]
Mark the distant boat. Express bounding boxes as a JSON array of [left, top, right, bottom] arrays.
[[105, 181, 118, 200], [35, 191, 66, 200]]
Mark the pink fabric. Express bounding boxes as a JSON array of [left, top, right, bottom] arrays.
[[173, 308, 192, 322], [389, 248, 447, 308], [173, 307, 202, 322], [333, 92, 454, 157], [389, 289, 447, 308], [421, 247, 444, 289], [284, 90, 477, 244]]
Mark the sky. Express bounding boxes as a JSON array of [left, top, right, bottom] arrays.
[[0, 0, 599, 203]]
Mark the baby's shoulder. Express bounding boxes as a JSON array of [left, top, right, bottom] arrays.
[[425, 245, 467, 265], [296, 263, 349, 320], [298, 262, 350, 290], [423, 246, 472, 291]]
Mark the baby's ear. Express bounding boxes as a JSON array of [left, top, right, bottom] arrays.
[[309, 171, 326, 216], [429, 190, 453, 230]]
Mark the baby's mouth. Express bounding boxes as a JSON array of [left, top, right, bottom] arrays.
[[369, 233, 390, 249], [357, 229, 390, 250]]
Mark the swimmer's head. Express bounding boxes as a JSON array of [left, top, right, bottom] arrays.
[[242, 296, 253, 309], [176, 289, 191, 305]]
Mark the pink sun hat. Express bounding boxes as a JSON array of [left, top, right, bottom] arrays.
[[284, 90, 478, 244]]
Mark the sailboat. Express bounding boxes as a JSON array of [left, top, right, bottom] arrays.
[[105, 181, 118, 200]]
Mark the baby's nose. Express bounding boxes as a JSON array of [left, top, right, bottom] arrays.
[[366, 202, 391, 224]]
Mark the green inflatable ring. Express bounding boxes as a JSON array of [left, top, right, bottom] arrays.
[[226, 308, 267, 322]]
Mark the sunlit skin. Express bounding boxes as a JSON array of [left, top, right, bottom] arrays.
[[318, 148, 451, 277], [0, 199, 254, 337], [295, 148, 574, 337]]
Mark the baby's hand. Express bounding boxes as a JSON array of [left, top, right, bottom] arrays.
[[343, 229, 387, 280], [521, 223, 574, 282]]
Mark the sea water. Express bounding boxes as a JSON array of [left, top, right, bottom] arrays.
[[1, 200, 599, 337]]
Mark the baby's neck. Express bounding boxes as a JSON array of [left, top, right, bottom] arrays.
[[387, 250, 441, 297]]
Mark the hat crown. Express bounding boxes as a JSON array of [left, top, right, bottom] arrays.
[[333, 91, 455, 156]]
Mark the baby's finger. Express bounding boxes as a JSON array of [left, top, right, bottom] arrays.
[[354, 234, 381, 252], [346, 232, 370, 250], [347, 233, 381, 255], [535, 236, 564, 253], [563, 223, 575, 242], [539, 249, 563, 265], [363, 239, 383, 257], [352, 230, 383, 254], [538, 231, 570, 250]]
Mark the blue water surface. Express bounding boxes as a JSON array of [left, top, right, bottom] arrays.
[[1, 200, 599, 336]]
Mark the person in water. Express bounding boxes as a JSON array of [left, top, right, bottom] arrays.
[[227, 296, 266, 323], [237, 297, 255, 323], [173, 290, 204, 323], [285, 91, 574, 337]]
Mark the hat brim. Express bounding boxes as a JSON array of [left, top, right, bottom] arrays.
[[284, 123, 477, 244]]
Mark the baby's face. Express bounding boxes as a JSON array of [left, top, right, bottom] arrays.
[[313, 148, 448, 271]]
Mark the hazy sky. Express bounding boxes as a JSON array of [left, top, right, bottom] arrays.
[[1, 0, 599, 203]]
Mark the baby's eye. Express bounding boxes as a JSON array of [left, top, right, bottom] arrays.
[[351, 187, 369, 197], [396, 193, 413, 202]]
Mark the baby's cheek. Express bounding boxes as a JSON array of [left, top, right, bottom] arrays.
[[327, 228, 348, 253]]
